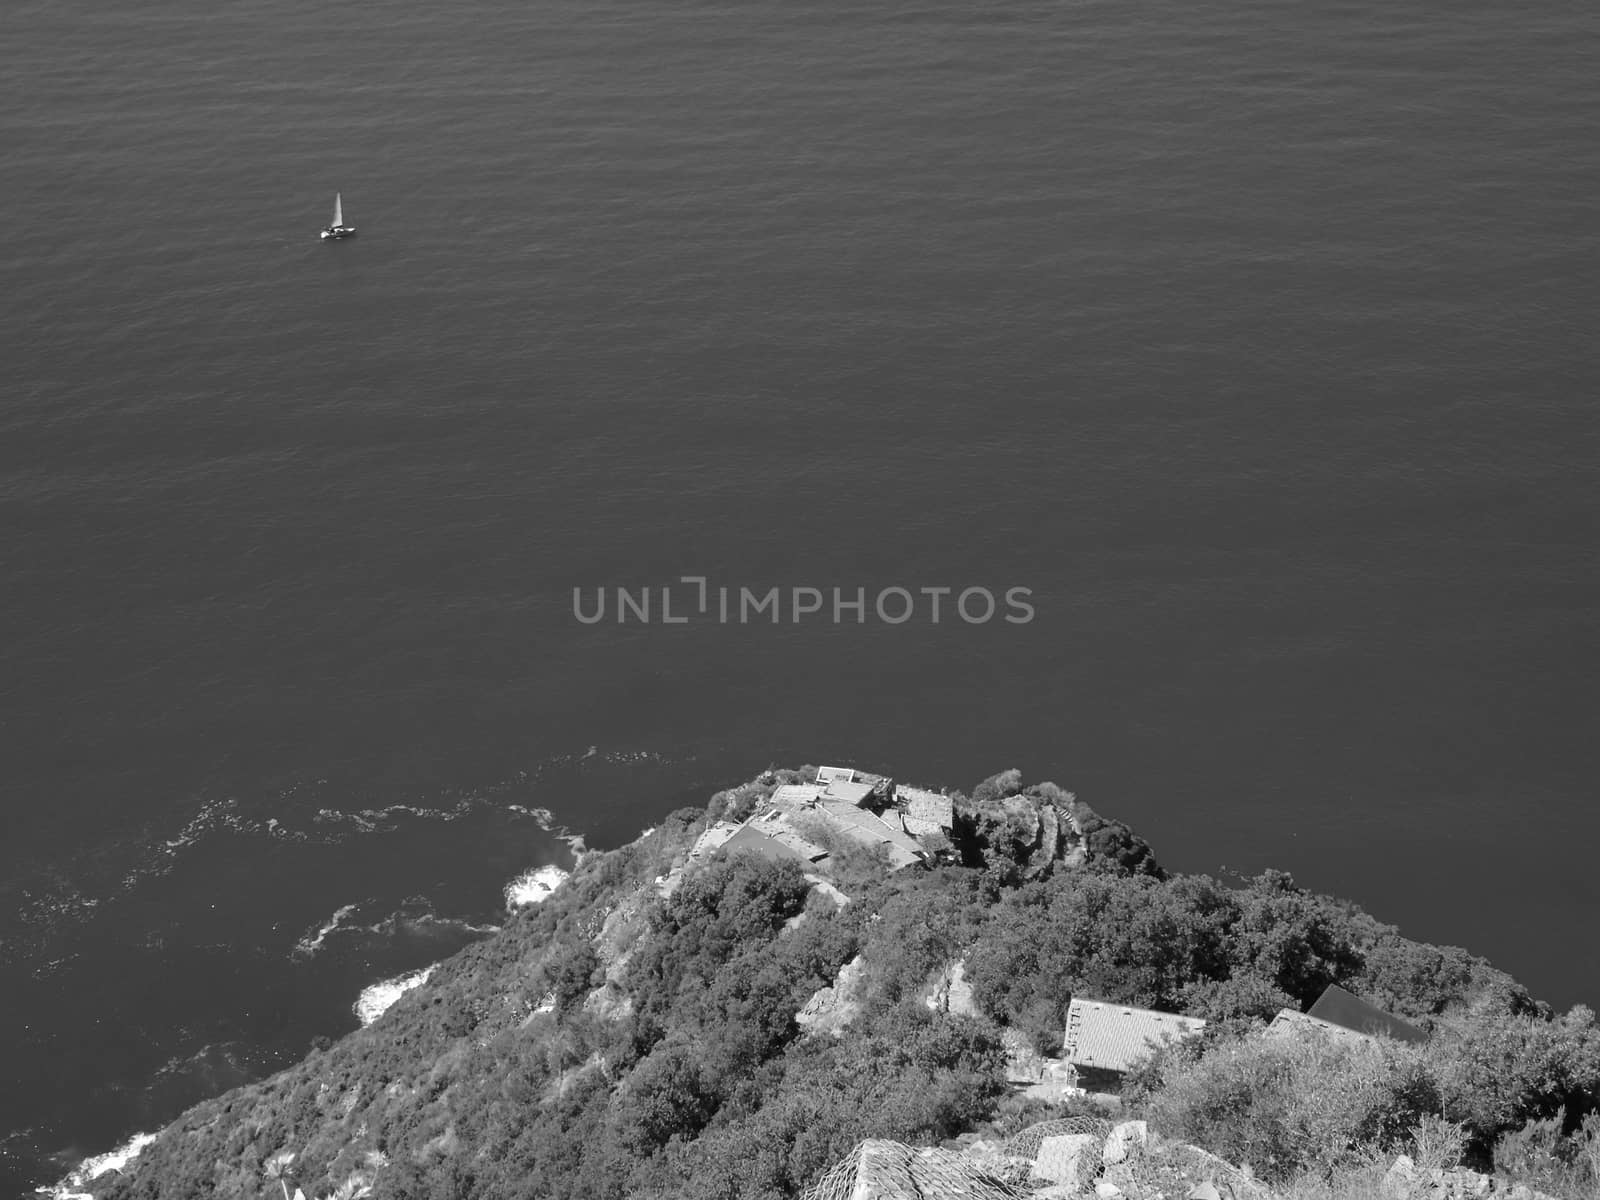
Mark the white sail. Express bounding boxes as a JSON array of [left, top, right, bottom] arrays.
[[332, 193, 343, 227]]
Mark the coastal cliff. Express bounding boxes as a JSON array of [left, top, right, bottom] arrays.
[[70, 767, 1600, 1200]]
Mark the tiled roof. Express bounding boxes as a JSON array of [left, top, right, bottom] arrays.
[[822, 779, 877, 806], [1062, 999, 1205, 1073], [720, 822, 828, 865], [1307, 985, 1427, 1044], [817, 801, 926, 868], [768, 824, 831, 861], [900, 787, 955, 830], [770, 783, 824, 810]]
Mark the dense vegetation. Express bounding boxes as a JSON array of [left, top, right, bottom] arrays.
[[95, 769, 1600, 1200]]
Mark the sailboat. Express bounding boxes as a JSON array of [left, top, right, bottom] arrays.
[[320, 193, 356, 240]]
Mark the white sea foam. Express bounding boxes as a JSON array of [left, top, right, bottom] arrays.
[[354, 964, 437, 1027], [44, 1130, 159, 1198], [505, 864, 569, 910], [364, 909, 500, 939], [291, 903, 359, 959]]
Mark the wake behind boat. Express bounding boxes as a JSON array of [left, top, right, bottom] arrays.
[[320, 192, 356, 240]]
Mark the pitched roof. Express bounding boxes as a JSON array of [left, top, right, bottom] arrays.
[[1265, 1008, 1374, 1044], [770, 783, 824, 811], [822, 779, 877, 806], [719, 822, 828, 865], [1306, 984, 1427, 1044], [1062, 998, 1206, 1073], [816, 801, 926, 869]]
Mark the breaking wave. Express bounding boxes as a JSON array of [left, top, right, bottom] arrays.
[[43, 1131, 159, 1199], [354, 965, 437, 1027], [505, 864, 569, 910]]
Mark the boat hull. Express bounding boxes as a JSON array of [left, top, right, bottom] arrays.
[[320, 226, 356, 240]]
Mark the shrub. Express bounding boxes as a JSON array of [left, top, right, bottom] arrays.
[[1575, 1113, 1600, 1197], [1429, 1001, 1600, 1142], [1145, 1031, 1440, 1182], [1410, 1113, 1469, 1173], [970, 769, 1024, 804], [1494, 1113, 1574, 1191]]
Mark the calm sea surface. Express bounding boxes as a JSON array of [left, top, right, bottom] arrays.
[[3, 0, 1598, 1189]]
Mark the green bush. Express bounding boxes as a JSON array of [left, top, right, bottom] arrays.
[[1428, 1001, 1600, 1142], [1145, 1031, 1440, 1181], [970, 768, 1024, 805]]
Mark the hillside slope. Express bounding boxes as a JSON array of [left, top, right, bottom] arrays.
[[80, 768, 1600, 1200]]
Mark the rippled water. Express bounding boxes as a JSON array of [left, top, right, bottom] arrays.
[[3, 0, 1598, 1189]]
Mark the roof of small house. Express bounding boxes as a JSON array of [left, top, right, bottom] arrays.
[[770, 783, 824, 811], [822, 779, 878, 806], [1306, 985, 1427, 1044], [815, 801, 925, 869], [1062, 998, 1206, 1073], [899, 787, 955, 830], [719, 822, 828, 865], [1265, 1008, 1375, 1044]]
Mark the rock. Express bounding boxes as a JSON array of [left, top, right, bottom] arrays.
[[1035, 1133, 1101, 1186], [1034, 804, 1062, 877], [1096, 1183, 1123, 1198], [921, 959, 978, 1017], [1188, 1184, 1222, 1200], [1384, 1155, 1418, 1200], [825, 1139, 1028, 1199], [1507, 1187, 1533, 1200], [580, 982, 633, 1021], [795, 955, 867, 1035], [1103, 1121, 1149, 1166]]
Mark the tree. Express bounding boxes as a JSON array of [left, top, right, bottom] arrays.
[[263, 1151, 296, 1200]]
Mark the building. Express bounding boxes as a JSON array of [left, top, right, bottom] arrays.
[[770, 783, 825, 811], [1305, 984, 1427, 1044], [1062, 998, 1206, 1091], [820, 778, 878, 807], [814, 801, 927, 869], [718, 819, 829, 866], [1264, 1008, 1376, 1045], [897, 785, 955, 837]]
